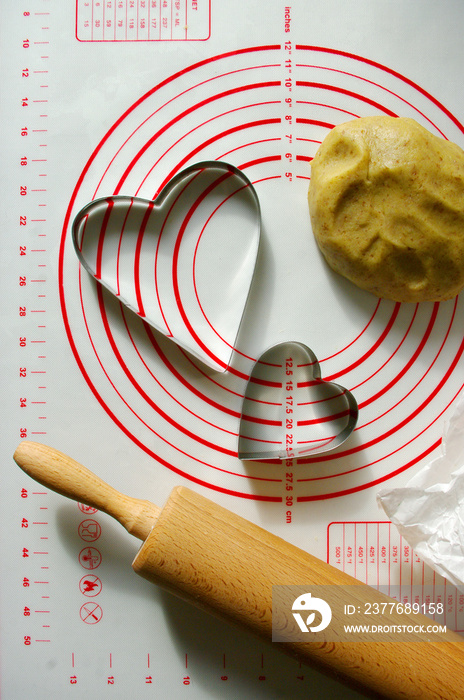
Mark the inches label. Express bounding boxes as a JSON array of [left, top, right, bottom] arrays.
[[76, 0, 211, 42]]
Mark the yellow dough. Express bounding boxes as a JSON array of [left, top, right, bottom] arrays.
[[308, 116, 464, 302]]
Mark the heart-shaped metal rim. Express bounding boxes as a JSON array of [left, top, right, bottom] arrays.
[[71, 161, 261, 373], [238, 341, 358, 461]]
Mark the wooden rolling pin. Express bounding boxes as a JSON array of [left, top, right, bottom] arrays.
[[13, 441, 464, 699]]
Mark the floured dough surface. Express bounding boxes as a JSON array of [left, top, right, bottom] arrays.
[[308, 116, 464, 302]]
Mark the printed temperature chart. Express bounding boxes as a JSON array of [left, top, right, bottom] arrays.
[[327, 522, 464, 633], [2, 1, 464, 698], [76, 0, 211, 42]]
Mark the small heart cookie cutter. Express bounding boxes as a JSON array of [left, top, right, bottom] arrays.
[[238, 341, 358, 461], [71, 161, 261, 373]]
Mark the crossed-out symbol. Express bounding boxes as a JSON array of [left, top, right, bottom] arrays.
[[79, 574, 102, 597], [78, 502, 98, 515], [80, 602, 103, 624]]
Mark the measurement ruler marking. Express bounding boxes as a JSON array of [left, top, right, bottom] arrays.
[[328, 521, 464, 631]]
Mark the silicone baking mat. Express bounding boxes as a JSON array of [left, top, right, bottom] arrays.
[[1, 1, 464, 697]]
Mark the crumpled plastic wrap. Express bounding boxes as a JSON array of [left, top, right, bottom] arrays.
[[377, 392, 464, 593]]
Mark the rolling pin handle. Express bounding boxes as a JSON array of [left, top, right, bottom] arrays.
[[13, 441, 159, 540]]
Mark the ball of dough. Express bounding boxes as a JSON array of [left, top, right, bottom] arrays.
[[308, 116, 464, 302]]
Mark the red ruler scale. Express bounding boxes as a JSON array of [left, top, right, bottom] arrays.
[[8, 2, 53, 658]]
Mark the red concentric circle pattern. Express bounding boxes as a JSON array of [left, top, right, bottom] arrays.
[[59, 45, 464, 502]]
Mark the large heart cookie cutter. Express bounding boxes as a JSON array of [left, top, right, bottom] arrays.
[[238, 342, 358, 461], [72, 161, 261, 372]]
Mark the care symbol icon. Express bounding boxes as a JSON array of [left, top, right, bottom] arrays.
[[79, 574, 102, 597], [78, 519, 101, 542], [80, 602, 103, 624], [78, 502, 98, 515], [78, 547, 102, 570]]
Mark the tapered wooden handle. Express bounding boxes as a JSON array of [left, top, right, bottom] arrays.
[[13, 441, 159, 540]]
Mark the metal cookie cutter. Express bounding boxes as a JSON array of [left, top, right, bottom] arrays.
[[238, 341, 358, 461], [72, 161, 261, 373]]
